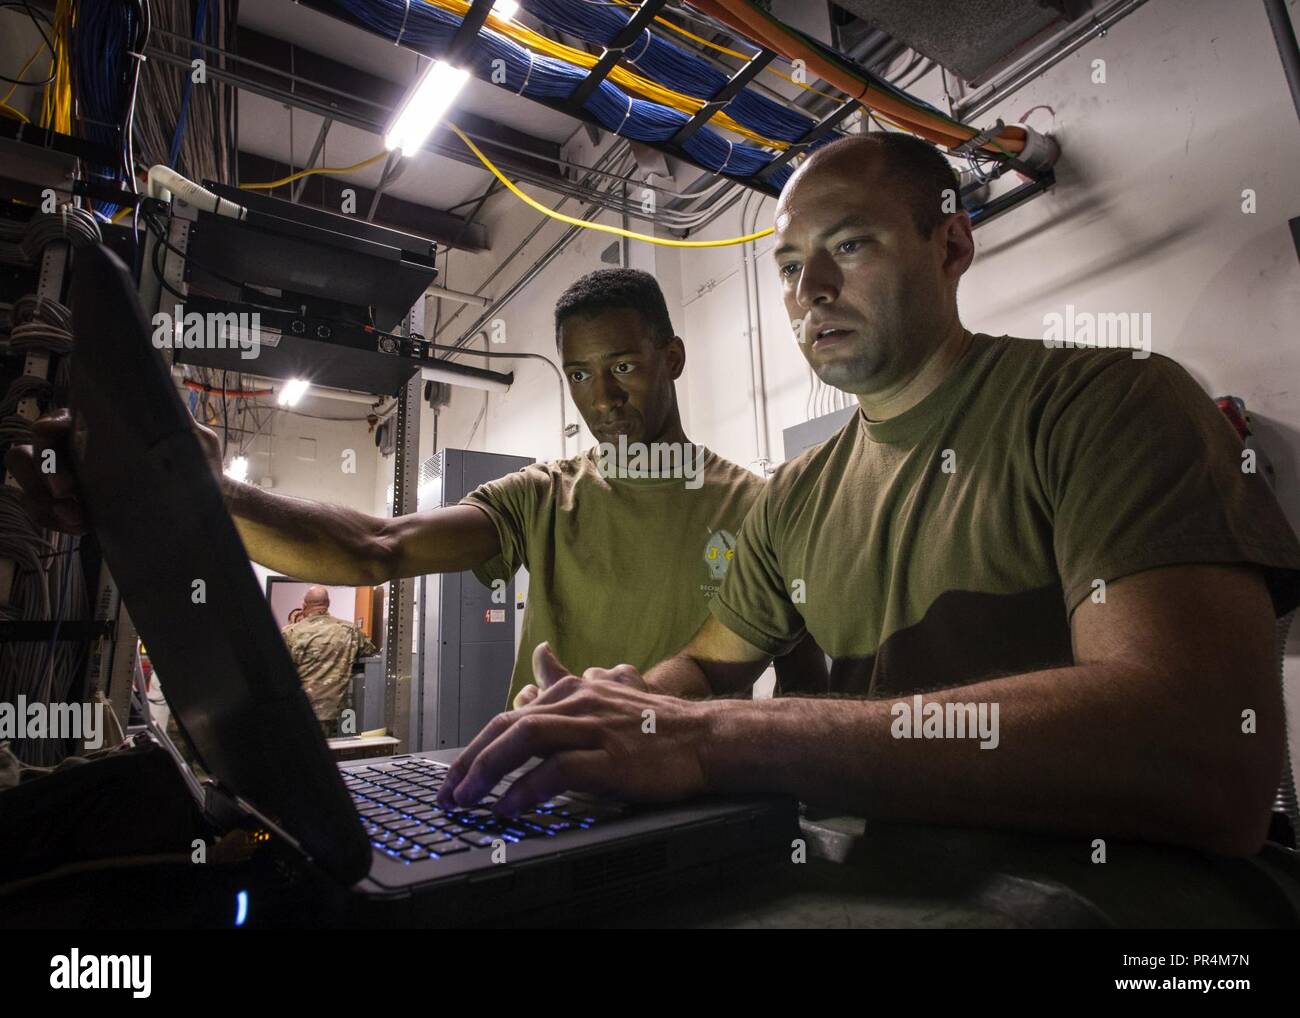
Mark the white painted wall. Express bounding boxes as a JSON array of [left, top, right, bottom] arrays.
[[245, 394, 381, 509]]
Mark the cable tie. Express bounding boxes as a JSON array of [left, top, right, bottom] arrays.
[[951, 118, 1004, 157], [617, 93, 633, 135], [517, 50, 535, 95], [718, 139, 734, 174], [395, 0, 411, 47], [127, 51, 147, 62], [628, 30, 652, 63]]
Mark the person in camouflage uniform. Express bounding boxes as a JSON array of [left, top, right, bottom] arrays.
[[160, 586, 376, 764], [280, 586, 378, 736]]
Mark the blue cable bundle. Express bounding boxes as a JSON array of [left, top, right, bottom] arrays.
[[330, 0, 797, 186], [69, 0, 143, 220], [516, 0, 824, 145]]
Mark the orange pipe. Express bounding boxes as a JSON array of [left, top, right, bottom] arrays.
[[704, 0, 972, 145], [183, 379, 275, 398]]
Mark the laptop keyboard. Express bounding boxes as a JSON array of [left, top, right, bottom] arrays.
[[343, 757, 627, 864]]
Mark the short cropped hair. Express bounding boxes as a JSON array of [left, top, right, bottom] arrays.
[[795, 132, 961, 238], [554, 268, 675, 348]]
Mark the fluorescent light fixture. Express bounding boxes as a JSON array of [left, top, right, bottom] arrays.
[[225, 455, 249, 482], [493, 0, 520, 19], [385, 60, 470, 158], [277, 378, 310, 407]]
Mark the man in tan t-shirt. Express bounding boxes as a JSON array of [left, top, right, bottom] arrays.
[[438, 134, 1300, 867]]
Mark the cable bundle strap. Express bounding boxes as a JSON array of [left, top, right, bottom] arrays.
[[517, 49, 535, 94], [395, 0, 411, 46]]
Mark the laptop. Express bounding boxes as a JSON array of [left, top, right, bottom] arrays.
[[68, 244, 795, 926]]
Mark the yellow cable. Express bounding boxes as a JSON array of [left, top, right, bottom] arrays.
[[40, 0, 72, 134], [1, 44, 45, 106], [238, 151, 388, 190], [0, 100, 31, 124], [448, 122, 771, 248]]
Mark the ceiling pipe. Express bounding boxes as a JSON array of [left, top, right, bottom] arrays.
[[426, 283, 493, 307], [419, 363, 512, 393], [171, 366, 392, 407]]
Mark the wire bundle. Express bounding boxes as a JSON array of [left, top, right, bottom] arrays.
[[0, 211, 92, 463], [331, 0, 799, 185], [132, 0, 237, 191], [6, 296, 74, 357], [0, 208, 94, 766], [517, 0, 827, 144], [38, 0, 73, 134], [0, 379, 52, 448], [0, 497, 88, 767], [65, 0, 150, 216], [17, 206, 102, 261], [688, 0, 1025, 157], [11, 295, 72, 332]]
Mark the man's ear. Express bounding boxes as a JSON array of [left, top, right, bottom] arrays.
[[666, 336, 686, 380], [941, 211, 975, 284]]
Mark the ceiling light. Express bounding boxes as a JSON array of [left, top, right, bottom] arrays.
[[225, 455, 249, 482], [278, 378, 310, 407], [385, 60, 471, 158]]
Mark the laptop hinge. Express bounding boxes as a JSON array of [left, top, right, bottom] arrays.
[[202, 778, 317, 866]]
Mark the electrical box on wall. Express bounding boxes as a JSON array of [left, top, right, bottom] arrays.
[[414, 447, 534, 750]]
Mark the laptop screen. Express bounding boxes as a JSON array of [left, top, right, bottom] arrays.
[[69, 244, 371, 884]]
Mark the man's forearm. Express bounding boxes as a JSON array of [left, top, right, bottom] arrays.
[[643, 652, 769, 699], [694, 663, 1280, 857], [221, 476, 388, 585], [642, 654, 715, 698]]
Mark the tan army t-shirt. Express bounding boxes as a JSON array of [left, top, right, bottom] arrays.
[[462, 447, 763, 703], [711, 333, 1300, 696]]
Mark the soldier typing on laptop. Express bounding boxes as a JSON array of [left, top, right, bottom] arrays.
[[436, 135, 1300, 863]]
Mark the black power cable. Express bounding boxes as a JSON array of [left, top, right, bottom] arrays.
[[0, 2, 56, 87]]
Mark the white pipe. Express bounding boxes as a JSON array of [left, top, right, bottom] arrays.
[[294, 387, 383, 406], [171, 366, 388, 406], [146, 165, 247, 220], [425, 284, 492, 307], [420, 364, 510, 393]]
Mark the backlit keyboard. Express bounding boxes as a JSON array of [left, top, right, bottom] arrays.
[[343, 757, 626, 864]]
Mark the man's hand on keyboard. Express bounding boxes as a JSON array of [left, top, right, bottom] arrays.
[[441, 643, 707, 815]]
